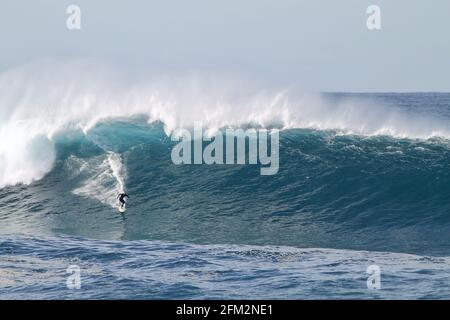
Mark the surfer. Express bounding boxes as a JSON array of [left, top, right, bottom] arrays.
[[117, 193, 129, 209]]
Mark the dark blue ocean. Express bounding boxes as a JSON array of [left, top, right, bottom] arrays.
[[1, 92, 450, 299]]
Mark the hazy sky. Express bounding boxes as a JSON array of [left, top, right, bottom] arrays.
[[1, 0, 449, 91]]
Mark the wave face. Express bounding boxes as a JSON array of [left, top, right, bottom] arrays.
[[1, 91, 450, 256]]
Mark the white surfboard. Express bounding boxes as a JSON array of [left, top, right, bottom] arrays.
[[118, 204, 126, 213]]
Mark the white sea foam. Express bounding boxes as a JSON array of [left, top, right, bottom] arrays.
[[71, 152, 126, 207], [1, 60, 449, 187]]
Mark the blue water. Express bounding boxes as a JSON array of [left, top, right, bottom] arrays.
[[1, 93, 450, 299]]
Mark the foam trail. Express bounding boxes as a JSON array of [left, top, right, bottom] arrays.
[[71, 152, 126, 207], [107, 152, 126, 194]]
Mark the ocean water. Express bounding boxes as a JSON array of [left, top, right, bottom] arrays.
[[1, 68, 450, 299]]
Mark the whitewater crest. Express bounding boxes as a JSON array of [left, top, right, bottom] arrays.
[[1, 60, 450, 188]]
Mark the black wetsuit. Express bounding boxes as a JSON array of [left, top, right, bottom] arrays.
[[117, 193, 129, 208]]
